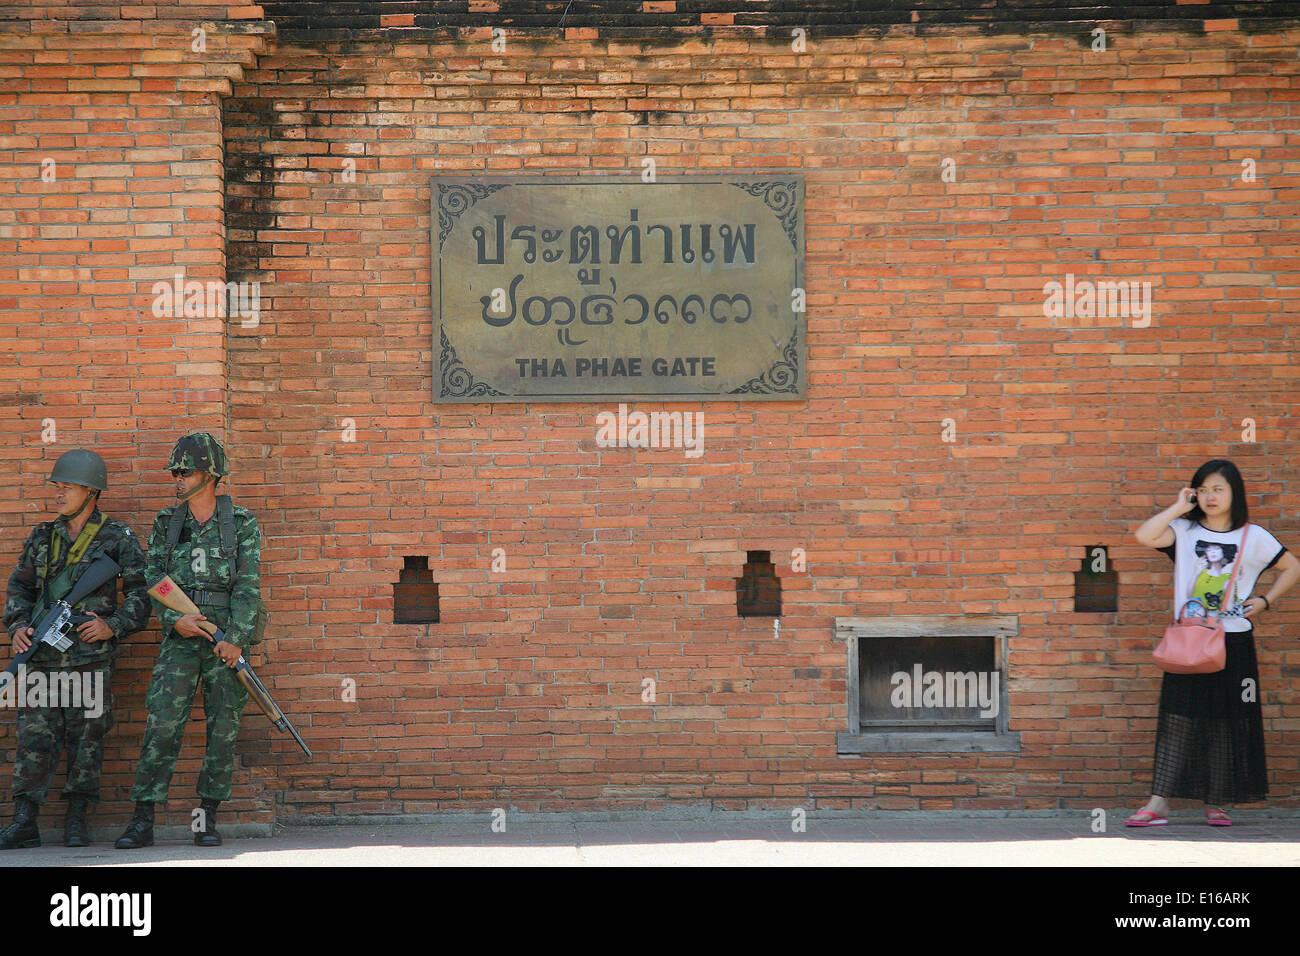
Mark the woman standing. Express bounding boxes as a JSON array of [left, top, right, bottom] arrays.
[[1128, 460, 1299, 827]]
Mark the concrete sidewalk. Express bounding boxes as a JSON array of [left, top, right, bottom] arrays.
[[5, 813, 1300, 866]]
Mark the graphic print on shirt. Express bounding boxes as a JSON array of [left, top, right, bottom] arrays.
[[1189, 539, 1241, 616]]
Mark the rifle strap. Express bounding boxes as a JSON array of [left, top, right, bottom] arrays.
[[216, 494, 237, 559], [165, 501, 189, 550], [40, 512, 105, 607], [165, 496, 238, 565]]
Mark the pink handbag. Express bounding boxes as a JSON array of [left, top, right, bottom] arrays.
[[1153, 524, 1249, 674]]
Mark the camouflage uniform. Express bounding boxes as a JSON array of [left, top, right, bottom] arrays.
[[130, 437, 262, 804], [3, 510, 149, 803]]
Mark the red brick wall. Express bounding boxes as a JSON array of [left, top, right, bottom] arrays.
[[228, 25, 1300, 816], [3, 3, 263, 23], [0, 17, 271, 827], [2, 9, 1298, 824]]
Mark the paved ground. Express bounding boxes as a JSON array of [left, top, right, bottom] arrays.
[[5, 813, 1300, 866]]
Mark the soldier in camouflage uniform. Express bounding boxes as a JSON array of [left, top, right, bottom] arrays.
[[1, 450, 150, 849], [115, 433, 262, 849]]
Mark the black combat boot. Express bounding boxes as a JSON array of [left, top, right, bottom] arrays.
[[194, 798, 221, 847], [0, 798, 40, 850], [64, 796, 90, 848], [114, 801, 154, 849]]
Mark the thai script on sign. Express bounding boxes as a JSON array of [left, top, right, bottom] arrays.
[[473, 209, 758, 268], [481, 274, 752, 329]]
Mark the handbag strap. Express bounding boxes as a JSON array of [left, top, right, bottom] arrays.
[[1217, 523, 1250, 617]]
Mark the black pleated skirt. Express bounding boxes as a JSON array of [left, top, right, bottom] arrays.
[[1151, 626, 1268, 804]]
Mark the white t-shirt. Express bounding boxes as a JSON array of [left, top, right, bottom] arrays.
[[1158, 517, 1287, 632]]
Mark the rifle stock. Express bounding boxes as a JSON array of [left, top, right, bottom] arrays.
[[147, 575, 312, 759]]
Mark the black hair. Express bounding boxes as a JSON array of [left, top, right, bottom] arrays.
[[1184, 459, 1249, 531], [1194, 540, 1236, 566]]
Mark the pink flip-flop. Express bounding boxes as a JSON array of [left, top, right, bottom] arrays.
[[1207, 809, 1232, 827], [1125, 810, 1169, 827]]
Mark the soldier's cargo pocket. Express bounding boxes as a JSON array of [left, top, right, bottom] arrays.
[[248, 601, 268, 645]]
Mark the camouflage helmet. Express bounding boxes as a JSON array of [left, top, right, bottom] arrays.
[[47, 449, 108, 492], [166, 432, 228, 478]]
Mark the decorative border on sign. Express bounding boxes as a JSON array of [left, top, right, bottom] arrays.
[[729, 325, 800, 395], [732, 180, 801, 250], [440, 327, 506, 399], [436, 182, 510, 246]]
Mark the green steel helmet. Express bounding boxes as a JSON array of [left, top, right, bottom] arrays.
[[47, 449, 108, 492], [167, 432, 228, 478]]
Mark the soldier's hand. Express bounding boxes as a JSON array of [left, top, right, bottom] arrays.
[[10, 626, 33, 653], [175, 613, 210, 638], [213, 640, 241, 668], [76, 611, 114, 643]]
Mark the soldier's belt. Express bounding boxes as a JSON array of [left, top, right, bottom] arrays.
[[190, 589, 231, 608]]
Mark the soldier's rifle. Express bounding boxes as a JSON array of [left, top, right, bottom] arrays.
[[2, 554, 121, 683], [147, 575, 313, 758]]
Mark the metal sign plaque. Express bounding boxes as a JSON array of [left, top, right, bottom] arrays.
[[431, 175, 805, 402]]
